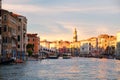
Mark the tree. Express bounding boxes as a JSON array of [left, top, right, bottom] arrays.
[[27, 50, 33, 57], [26, 44, 34, 57]]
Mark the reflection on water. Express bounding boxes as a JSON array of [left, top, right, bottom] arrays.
[[0, 58, 120, 80]]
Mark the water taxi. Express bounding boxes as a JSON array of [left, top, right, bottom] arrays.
[[62, 53, 72, 59], [47, 53, 59, 59]]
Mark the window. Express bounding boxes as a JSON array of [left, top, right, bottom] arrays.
[[7, 37, 11, 43], [18, 45, 20, 48], [23, 33, 25, 37], [19, 19, 21, 22], [5, 37, 7, 43], [18, 35, 20, 41], [4, 15, 7, 21], [0, 11, 1, 16], [89, 47, 91, 50], [4, 25, 7, 32], [3, 37, 8, 43], [82, 48, 84, 50], [89, 43, 91, 45], [105, 44, 107, 46], [0, 27, 1, 34], [8, 27, 12, 32], [2, 37, 5, 43], [18, 26, 20, 31]]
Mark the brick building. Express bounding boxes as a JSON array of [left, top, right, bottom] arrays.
[[27, 33, 40, 55]]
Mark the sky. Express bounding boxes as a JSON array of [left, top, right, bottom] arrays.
[[2, 0, 120, 41]]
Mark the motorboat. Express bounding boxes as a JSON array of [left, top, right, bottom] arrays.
[[62, 53, 72, 59]]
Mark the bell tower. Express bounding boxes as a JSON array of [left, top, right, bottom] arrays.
[[73, 28, 77, 42]]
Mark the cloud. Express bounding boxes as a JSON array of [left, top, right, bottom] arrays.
[[40, 34, 72, 41], [2, 0, 30, 4], [27, 22, 71, 36], [3, 4, 120, 14], [3, 4, 41, 13], [55, 21, 119, 40], [2, 1, 120, 41]]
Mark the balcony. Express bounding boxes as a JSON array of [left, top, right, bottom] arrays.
[[23, 33, 26, 37], [12, 43, 16, 47], [23, 28, 26, 31], [12, 32, 17, 39]]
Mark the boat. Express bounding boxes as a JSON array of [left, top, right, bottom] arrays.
[[47, 53, 59, 59], [63, 53, 72, 59], [0, 58, 15, 64], [47, 55, 59, 59]]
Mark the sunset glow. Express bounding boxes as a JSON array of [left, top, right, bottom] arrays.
[[2, 0, 120, 41]]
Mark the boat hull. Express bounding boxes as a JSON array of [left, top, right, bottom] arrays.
[[47, 56, 59, 59]]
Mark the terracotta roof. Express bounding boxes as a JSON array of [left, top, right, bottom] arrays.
[[27, 33, 38, 37], [11, 13, 21, 17]]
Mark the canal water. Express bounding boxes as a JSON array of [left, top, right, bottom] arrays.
[[0, 57, 120, 80]]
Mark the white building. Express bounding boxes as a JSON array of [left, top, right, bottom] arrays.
[[80, 40, 91, 56], [116, 32, 120, 57], [16, 15, 27, 60]]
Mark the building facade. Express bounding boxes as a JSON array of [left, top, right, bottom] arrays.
[[58, 41, 70, 54], [50, 41, 57, 49], [0, 9, 27, 60], [40, 40, 50, 48], [27, 33, 40, 55], [107, 36, 116, 56], [17, 15, 27, 59], [88, 37, 98, 56], [97, 34, 116, 56], [116, 32, 120, 57], [70, 41, 80, 56], [80, 40, 91, 56], [98, 34, 109, 54], [1, 10, 19, 59]]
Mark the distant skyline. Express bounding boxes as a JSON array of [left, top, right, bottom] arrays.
[[2, 0, 120, 41]]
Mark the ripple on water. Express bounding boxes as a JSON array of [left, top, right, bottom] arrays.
[[0, 58, 120, 80]]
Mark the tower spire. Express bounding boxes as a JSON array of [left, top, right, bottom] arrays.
[[73, 28, 77, 42]]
